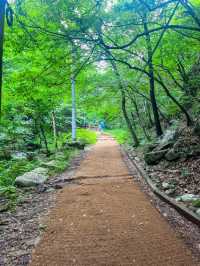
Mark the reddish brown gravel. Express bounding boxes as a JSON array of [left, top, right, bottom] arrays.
[[30, 136, 199, 266]]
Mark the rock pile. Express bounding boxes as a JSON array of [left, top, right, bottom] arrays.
[[144, 123, 200, 165]]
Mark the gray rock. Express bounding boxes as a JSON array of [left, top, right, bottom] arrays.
[[15, 167, 48, 187], [165, 189, 176, 195], [159, 128, 178, 145], [12, 152, 27, 160], [173, 139, 183, 150], [176, 194, 200, 202], [144, 149, 168, 165], [143, 143, 158, 153], [196, 209, 200, 216], [155, 141, 174, 151], [162, 181, 175, 190], [175, 196, 182, 202], [36, 184, 48, 193], [165, 149, 180, 161], [46, 187, 55, 193]]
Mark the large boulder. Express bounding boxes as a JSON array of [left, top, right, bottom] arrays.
[[154, 141, 174, 152], [143, 122, 200, 164], [143, 143, 158, 154], [15, 167, 48, 187], [144, 149, 168, 165], [144, 128, 176, 152], [165, 149, 180, 161]]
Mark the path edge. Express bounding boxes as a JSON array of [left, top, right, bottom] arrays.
[[120, 146, 200, 227]]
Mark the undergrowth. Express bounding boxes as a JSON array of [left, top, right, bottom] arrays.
[[0, 128, 96, 203]]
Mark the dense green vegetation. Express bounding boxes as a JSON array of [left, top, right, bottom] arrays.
[[0, 127, 97, 201], [106, 129, 131, 144], [1, 0, 200, 193]]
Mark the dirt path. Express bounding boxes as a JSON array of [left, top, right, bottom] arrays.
[[30, 136, 198, 266]]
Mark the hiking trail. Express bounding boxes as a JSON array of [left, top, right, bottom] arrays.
[[30, 135, 198, 266]]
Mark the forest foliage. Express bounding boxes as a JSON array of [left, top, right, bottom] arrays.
[[1, 0, 200, 191]]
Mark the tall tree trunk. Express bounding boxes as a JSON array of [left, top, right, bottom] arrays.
[[131, 96, 151, 141], [143, 15, 163, 136], [39, 122, 49, 155], [52, 111, 58, 151], [33, 117, 42, 147], [130, 112, 137, 131], [121, 90, 139, 146], [145, 101, 154, 128], [157, 74, 193, 126], [108, 55, 139, 146]]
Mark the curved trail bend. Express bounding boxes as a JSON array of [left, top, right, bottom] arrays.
[[30, 135, 198, 266]]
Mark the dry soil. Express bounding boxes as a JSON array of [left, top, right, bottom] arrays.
[[30, 135, 198, 266]]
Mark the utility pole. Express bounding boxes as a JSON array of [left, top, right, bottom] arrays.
[[71, 73, 76, 141], [0, 0, 6, 117], [70, 43, 76, 142]]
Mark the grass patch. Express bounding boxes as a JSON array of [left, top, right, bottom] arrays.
[[59, 128, 97, 145], [76, 128, 97, 144], [106, 129, 131, 144]]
